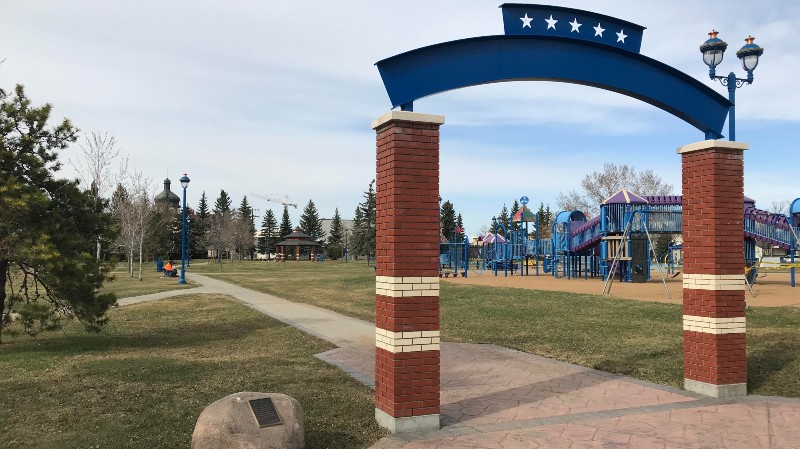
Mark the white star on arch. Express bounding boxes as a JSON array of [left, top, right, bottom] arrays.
[[545, 14, 558, 30], [616, 29, 628, 43], [593, 23, 605, 37], [520, 13, 533, 28], [569, 18, 582, 33]]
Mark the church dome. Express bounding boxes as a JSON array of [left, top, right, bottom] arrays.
[[154, 178, 181, 209]]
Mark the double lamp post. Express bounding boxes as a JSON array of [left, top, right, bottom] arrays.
[[700, 31, 764, 141]]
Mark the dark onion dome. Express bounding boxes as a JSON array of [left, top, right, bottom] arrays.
[[154, 178, 180, 209]]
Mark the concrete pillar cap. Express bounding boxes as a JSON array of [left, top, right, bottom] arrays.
[[372, 111, 445, 130], [677, 139, 749, 154]]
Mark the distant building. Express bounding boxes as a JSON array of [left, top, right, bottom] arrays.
[[154, 178, 180, 212], [320, 218, 354, 241]]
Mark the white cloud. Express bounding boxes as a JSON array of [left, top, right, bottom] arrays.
[[2, 0, 798, 235]]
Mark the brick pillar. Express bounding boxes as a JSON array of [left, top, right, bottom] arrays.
[[372, 111, 444, 433], [679, 140, 749, 398]]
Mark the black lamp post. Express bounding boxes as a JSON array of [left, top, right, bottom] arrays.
[[178, 173, 190, 285], [700, 31, 764, 141]]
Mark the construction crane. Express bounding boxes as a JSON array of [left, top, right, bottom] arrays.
[[250, 193, 298, 209]]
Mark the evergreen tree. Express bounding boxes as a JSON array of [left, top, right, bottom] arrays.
[[440, 200, 456, 241], [0, 85, 116, 341], [238, 196, 256, 258], [299, 199, 326, 243], [258, 209, 278, 259], [536, 202, 554, 238], [328, 208, 343, 246], [193, 191, 210, 258], [351, 180, 376, 259], [351, 204, 364, 260], [360, 180, 377, 257], [455, 213, 465, 242], [510, 199, 520, 231], [279, 206, 293, 238], [498, 204, 510, 232], [213, 189, 232, 218], [197, 191, 210, 220]]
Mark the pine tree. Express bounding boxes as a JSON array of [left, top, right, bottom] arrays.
[[455, 213, 465, 241], [213, 190, 232, 218], [299, 199, 326, 243], [279, 206, 293, 238], [328, 208, 343, 246], [440, 200, 456, 241], [498, 204, 510, 232], [238, 196, 256, 258], [351, 180, 376, 259], [351, 204, 364, 260], [0, 85, 116, 341], [258, 209, 278, 259], [193, 191, 210, 257], [360, 181, 376, 257], [536, 202, 554, 238], [510, 199, 520, 231]]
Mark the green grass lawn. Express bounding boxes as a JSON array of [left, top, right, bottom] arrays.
[[0, 294, 385, 448], [194, 259, 800, 397], [102, 264, 197, 299], [190, 259, 377, 321]]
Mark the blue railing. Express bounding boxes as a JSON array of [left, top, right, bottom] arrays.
[[743, 215, 793, 249], [571, 218, 603, 251]]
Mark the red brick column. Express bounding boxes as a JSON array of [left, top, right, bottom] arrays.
[[679, 140, 749, 398], [372, 111, 444, 433]]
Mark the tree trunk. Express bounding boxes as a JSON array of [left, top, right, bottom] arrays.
[[138, 239, 144, 281], [96, 239, 102, 261], [0, 258, 9, 343]]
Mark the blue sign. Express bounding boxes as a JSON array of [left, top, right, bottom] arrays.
[[375, 3, 731, 139], [501, 4, 644, 54], [520, 196, 529, 205]]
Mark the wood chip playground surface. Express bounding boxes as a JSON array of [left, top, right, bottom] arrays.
[[443, 271, 800, 307]]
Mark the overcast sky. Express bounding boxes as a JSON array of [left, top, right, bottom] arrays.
[[2, 1, 798, 236]]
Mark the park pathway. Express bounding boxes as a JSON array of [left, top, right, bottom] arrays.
[[120, 274, 800, 449]]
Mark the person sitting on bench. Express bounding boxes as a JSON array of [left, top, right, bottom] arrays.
[[164, 260, 178, 277]]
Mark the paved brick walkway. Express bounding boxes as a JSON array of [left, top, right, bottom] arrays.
[[121, 274, 800, 448]]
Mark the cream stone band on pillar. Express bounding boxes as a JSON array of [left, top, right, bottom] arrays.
[[683, 273, 746, 291], [683, 315, 746, 334], [376, 328, 440, 353], [376, 276, 440, 297]]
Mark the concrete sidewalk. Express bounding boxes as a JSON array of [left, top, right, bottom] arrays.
[[121, 274, 800, 449]]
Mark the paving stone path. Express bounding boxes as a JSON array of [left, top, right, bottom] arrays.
[[121, 274, 800, 449]]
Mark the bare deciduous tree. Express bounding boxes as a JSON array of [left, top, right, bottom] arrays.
[[770, 199, 791, 215], [114, 172, 157, 280], [557, 163, 674, 217], [230, 210, 256, 261], [70, 131, 128, 260]]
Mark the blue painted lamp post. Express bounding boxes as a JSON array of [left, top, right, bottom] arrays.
[[178, 173, 190, 285], [700, 31, 764, 141]]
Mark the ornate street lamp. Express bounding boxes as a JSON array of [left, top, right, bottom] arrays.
[[178, 173, 190, 285], [700, 31, 764, 141]]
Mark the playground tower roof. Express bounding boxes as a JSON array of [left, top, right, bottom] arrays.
[[602, 189, 648, 205], [512, 206, 536, 223]]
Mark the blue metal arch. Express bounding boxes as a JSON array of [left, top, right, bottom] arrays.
[[376, 35, 731, 138]]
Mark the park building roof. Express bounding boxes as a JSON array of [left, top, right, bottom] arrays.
[[275, 227, 321, 247]]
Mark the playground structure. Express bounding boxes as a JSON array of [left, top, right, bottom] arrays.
[[473, 191, 800, 287]]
